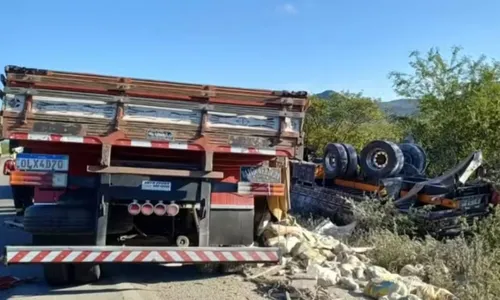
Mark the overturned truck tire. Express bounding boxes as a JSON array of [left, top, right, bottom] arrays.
[[323, 143, 349, 178], [360, 140, 404, 179], [399, 143, 427, 176], [342, 143, 359, 178]]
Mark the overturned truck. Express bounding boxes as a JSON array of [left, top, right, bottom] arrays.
[[291, 140, 494, 235], [0, 65, 308, 285]]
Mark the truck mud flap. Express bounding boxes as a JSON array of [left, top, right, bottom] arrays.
[[3, 246, 280, 265]]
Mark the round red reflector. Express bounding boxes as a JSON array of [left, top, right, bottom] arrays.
[[141, 202, 154, 216], [154, 203, 167, 216], [127, 203, 141, 216], [166, 204, 180, 216]]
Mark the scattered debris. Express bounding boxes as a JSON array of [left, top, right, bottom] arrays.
[[246, 218, 457, 300], [313, 219, 357, 239]]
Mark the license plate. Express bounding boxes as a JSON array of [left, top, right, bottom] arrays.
[[16, 154, 69, 172]]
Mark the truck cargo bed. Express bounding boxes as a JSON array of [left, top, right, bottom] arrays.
[[1, 66, 308, 158]]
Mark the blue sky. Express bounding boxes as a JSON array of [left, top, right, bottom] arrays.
[[1, 0, 499, 101]]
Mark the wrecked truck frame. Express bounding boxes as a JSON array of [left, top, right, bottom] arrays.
[[290, 150, 494, 236]]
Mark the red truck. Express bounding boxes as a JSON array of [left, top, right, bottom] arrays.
[[0, 65, 308, 285]]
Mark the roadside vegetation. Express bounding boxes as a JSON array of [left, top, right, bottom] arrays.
[[303, 46, 500, 300]]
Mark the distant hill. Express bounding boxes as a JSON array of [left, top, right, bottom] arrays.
[[315, 90, 420, 117]]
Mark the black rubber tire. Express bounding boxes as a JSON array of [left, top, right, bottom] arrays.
[[32, 235, 73, 286], [220, 263, 245, 274], [359, 140, 404, 179], [24, 204, 133, 235], [342, 143, 358, 178], [322, 143, 348, 178], [197, 263, 220, 274], [43, 264, 72, 286], [73, 264, 101, 284], [24, 205, 94, 235], [198, 262, 244, 274], [399, 143, 426, 175]]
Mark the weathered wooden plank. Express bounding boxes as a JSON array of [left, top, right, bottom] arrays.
[[32, 98, 116, 119], [87, 165, 224, 179], [123, 104, 201, 125], [7, 77, 308, 109], [207, 112, 279, 132]]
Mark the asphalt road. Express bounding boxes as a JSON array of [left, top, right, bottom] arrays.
[[0, 158, 265, 300]]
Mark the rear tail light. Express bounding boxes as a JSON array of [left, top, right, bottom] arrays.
[[4, 159, 16, 175], [10, 171, 67, 187], [128, 201, 141, 216], [237, 182, 285, 196], [166, 203, 180, 216], [141, 201, 154, 216], [154, 202, 167, 216]]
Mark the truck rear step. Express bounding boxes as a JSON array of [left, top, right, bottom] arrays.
[[4, 246, 280, 265]]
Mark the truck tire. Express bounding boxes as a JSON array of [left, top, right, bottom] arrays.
[[323, 143, 348, 178], [73, 264, 101, 284], [24, 205, 94, 235], [24, 204, 133, 235], [197, 263, 220, 274], [342, 143, 359, 178], [43, 264, 72, 286], [32, 235, 73, 286], [360, 140, 404, 179], [399, 143, 426, 175], [32, 235, 101, 285]]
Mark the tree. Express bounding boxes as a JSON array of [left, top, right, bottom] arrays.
[[389, 46, 500, 175], [304, 91, 401, 156]]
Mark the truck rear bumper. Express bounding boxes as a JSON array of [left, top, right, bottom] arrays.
[[4, 246, 280, 265]]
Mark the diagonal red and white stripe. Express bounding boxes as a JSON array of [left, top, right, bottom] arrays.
[[5, 247, 280, 264]]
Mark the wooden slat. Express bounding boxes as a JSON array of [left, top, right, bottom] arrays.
[[87, 165, 224, 179]]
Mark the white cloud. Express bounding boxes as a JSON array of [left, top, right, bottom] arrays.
[[280, 3, 298, 14]]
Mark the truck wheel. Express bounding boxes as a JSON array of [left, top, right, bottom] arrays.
[[197, 262, 243, 274], [398, 143, 426, 175], [342, 143, 358, 178], [322, 143, 348, 178], [360, 140, 404, 179], [197, 263, 220, 274], [73, 264, 101, 284], [43, 264, 72, 286], [24, 205, 94, 235], [32, 235, 73, 286], [220, 263, 245, 274]]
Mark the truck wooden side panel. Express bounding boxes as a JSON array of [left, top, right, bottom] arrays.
[[1, 66, 308, 159]]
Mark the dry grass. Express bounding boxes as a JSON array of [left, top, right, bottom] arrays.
[[350, 200, 500, 300]]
